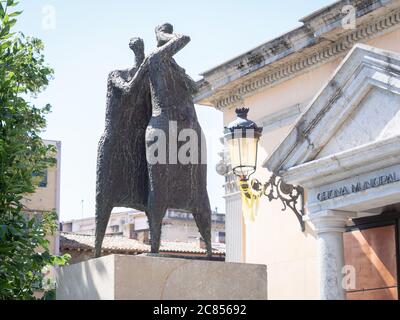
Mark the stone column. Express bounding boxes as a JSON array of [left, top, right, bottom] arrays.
[[224, 192, 245, 262], [308, 210, 355, 300]]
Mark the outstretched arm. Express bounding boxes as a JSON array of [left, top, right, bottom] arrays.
[[109, 57, 149, 94]]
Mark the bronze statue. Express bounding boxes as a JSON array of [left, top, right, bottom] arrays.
[[145, 23, 212, 255], [94, 38, 151, 258], [95, 24, 212, 258]]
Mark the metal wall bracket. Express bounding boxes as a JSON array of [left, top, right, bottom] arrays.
[[241, 174, 305, 231]]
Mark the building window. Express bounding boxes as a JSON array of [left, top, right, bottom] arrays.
[[32, 169, 48, 188], [109, 225, 119, 233], [218, 231, 225, 243]]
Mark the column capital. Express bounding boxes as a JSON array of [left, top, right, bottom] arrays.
[[305, 210, 356, 234]]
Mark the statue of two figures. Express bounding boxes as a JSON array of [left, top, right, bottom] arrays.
[[95, 23, 212, 258]]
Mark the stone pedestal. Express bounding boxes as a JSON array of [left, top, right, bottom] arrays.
[[56, 254, 268, 300]]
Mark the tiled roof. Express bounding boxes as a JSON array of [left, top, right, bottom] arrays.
[[60, 232, 225, 256]]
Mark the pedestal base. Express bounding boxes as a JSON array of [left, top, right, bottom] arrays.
[[56, 254, 268, 300]]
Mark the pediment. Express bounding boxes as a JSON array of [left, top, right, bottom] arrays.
[[264, 44, 400, 186], [315, 86, 400, 159]]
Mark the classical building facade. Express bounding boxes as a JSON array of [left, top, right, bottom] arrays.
[[195, 0, 400, 299]]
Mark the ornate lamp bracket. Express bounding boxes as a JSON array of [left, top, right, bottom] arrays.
[[241, 174, 305, 231]]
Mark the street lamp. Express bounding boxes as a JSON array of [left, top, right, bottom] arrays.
[[224, 107, 263, 180], [224, 107, 305, 231]]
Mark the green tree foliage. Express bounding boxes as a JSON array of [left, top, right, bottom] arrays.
[[0, 0, 69, 299]]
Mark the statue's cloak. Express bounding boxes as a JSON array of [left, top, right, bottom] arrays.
[[96, 67, 152, 212]]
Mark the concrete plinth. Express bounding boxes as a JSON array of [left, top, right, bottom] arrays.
[[56, 254, 268, 300]]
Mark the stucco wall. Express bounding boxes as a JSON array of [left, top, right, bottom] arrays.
[[21, 165, 58, 212], [161, 220, 224, 243], [20, 140, 61, 255], [221, 28, 400, 299]]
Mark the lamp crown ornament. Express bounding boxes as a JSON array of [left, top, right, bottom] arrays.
[[224, 108, 263, 137], [235, 107, 249, 119]]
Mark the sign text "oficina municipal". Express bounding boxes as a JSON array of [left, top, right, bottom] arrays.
[[317, 172, 400, 202]]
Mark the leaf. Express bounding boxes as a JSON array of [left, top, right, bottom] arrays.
[[51, 256, 66, 265], [0, 24, 10, 38], [0, 225, 7, 240], [38, 238, 49, 249], [42, 289, 56, 300], [9, 11, 22, 17], [7, 225, 22, 237], [8, 18, 16, 28], [0, 3, 4, 19]]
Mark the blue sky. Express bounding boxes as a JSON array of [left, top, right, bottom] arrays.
[[16, 0, 334, 221]]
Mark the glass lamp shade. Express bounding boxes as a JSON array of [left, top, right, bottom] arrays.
[[227, 135, 259, 179], [224, 107, 263, 180]]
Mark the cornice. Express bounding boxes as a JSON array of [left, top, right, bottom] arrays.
[[194, 1, 400, 110], [282, 135, 400, 188], [258, 103, 304, 133]]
